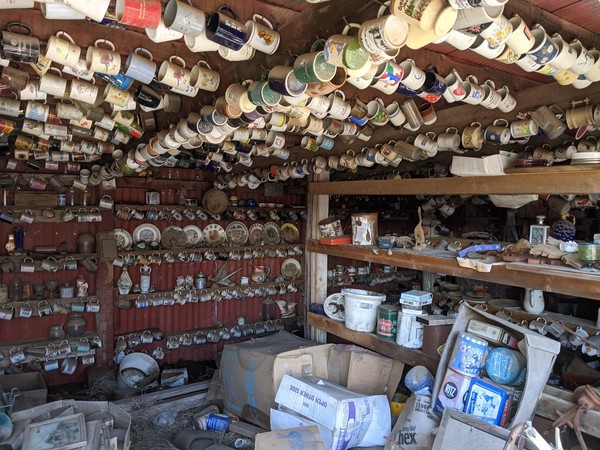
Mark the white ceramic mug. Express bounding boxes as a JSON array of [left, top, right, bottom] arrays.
[[69, 78, 99, 105], [41, 0, 86, 20], [124, 47, 156, 85], [399, 58, 426, 90], [184, 27, 221, 52], [245, 14, 280, 55], [218, 44, 256, 62], [19, 80, 47, 101], [461, 75, 485, 105], [506, 14, 535, 55], [443, 68, 466, 103], [146, 18, 184, 43], [86, 39, 121, 75], [45, 31, 80, 67], [496, 84, 517, 113], [158, 55, 191, 89], [163, 0, 205, 36], [103, 84, 131, 107], [63, 0, 110, 22]]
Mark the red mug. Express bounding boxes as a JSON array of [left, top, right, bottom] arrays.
[[116, 0, 162, 29]]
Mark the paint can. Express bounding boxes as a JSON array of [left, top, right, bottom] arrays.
[[318, 216, 344, 237], [343, 288, 386, 332], [396, 310, 424, 349], [404, 365, 434, 395], [448, 331, 488, 377], [377, 304, 399, 341]]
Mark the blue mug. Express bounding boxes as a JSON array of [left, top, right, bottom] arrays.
[[268, 65, 307, 97], [418, 67, 447, 103], [206, 6, 247, 51], [349, 115, 368, 126], [395, 83, 420, 97], [95, 72, 133, 90]]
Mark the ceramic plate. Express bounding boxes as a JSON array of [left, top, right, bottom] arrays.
[[183, 225, 203, 247], [263, 222, 281, 245], [202, 188, 229, 214], [324, 293, 345, 322], [281, 258, 302, 280], [225, 221, 249, 246], [280, 223, 300, 244], [162, 226, 187, 249], [133, 223, 161, 244], [203, 224, 226, 247], [114, 228, 132, 251], [249, 223, 264, 245]]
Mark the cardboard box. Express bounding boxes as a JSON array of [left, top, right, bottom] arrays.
[[270, 409, 332, 448], [327, 345, 403, 400], [220, 331, 333, 426], [432, 305, 560, 430], [256, 424, 326, 450], [0, 372, 47, 412], [275, 375, 390, 449]]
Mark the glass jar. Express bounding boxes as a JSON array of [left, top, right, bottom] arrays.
[[261, 296, 275, 320], [66, 187, 77, 206], [10, 278, 22, 301]]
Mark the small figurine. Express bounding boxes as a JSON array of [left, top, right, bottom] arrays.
[[176, 187, 187, 206], [76, 275, 89, 297]]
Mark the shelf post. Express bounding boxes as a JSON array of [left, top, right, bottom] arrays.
[[306, 171, 330, 343]]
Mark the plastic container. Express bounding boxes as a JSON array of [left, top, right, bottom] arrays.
[[342, 288, 386, 332], [405, 366, 434, 395]]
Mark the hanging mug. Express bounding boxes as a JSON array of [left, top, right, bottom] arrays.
[[206, 6, 248, 51], [1, 22, 40, 63], [45, 30, 80, 67], [157, 55, 191, 89], [245, 14, 280, 55]]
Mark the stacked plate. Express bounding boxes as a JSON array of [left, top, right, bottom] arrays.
[[571, 152, 600, 165]]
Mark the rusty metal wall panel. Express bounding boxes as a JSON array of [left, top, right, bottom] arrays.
[[552, 1, 600, 34]]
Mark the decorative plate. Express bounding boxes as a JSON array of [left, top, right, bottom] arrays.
[[133, 223, 161, 244], [324, 293, 345, 322], [162, 226, 187, 249], [249, 223, 264, 245], [202, 188, 229, 214], [114, 228, 133, 251], [203, 224, 226, 247], [281, 258, 302, 280], [280, 223, 300, 244], [225, 221, 249, 246], [263, 222, 281, 245], [183, 225, 203, 247]]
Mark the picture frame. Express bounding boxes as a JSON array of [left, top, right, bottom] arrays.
[[23, 413, 87, 450], [529, 224, 548, 245]]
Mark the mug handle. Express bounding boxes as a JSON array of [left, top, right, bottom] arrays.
[[196, 60, 211, 69], [56, 31, 76, 44], [446, 126, 458, 133], [218, 5, 239, 20], [252, 14, 273, 30], [483, 79, 496, 88], [310, 39, 327, 52], [169, 55, 186, 68], [94, 39, 116, 51], [426, 132, 436, 139], [7, 22, 32, 35], [492, 118, 509, 127], [134, 47, 153, 61], [471, 121, 482, 127], [49, 67, 63, 77], [466, 74, 479, 84], [342, 23, 361, 36], [332, 89, 345, 100], [377, 0, 391, 18], [347, 149, 355, 156]]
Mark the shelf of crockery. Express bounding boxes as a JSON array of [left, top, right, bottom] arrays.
[[116, 316, 301, 347], [0, 332, 98, 365], [2, 252, 99, 261], [115, 178, 308, 195], [308, 171, 600, 196], [0, 207, 109, 223], [115, 204, 306, 212], [115, 279, 305, 303], [1, 296, 100, 318], [307, 240, 600, 300], [116, 244, 304, 258], [307, 313, 438, 373]]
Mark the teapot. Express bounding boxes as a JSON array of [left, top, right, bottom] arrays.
[[251, 265, 271, 284]]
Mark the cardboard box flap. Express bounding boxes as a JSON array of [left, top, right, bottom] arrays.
[[256, 424, 326, 450]]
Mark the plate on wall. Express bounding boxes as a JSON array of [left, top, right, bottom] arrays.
[[249, 223, 264, 245], [114, 229, 133, 250], [133, 223, 161, 244], [203, 224, 226, 247], [263, 222, 281, 245], [183, 225, 203, 247], [202, 188, 229, 214], [225, 221, 249, 246], [281, 258, 302, 280], [324, 293, 345, 322], [162, 226, 187, 249], [280, 223, 300, 244]]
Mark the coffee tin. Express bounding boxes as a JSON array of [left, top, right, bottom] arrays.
[[448, 331, 489, 377], [485, 347, 526, 385], [377, 304, 399, 341]]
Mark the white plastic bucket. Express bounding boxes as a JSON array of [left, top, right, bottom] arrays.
[[342, 288, 386, 332]]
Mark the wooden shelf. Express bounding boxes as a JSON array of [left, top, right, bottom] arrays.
[[307, 312, 438, 372], [307, 240, 600, 300], [116, 204, 305, 212], [308, 171, 600, 196], [118, 244, 303, 258], [0, 332, 98, 364]]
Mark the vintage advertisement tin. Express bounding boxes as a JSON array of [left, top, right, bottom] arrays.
[[448, 331, 489, 377], [377, 304, 399, 341]]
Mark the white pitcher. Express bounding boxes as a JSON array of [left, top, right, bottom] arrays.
[[523, 288, 545, 314]]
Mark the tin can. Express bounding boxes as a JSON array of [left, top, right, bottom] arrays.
[[205, 413, 234, 432], [485, 347, 526, 385], [57, 193, 67, 206], [351, 213, 378, 245], [377, 305, 399, 341], [448, 331, 489, 377]]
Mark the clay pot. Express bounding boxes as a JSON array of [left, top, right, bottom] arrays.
[[76, 232, 96, 254], [65, 314, 87, 337]]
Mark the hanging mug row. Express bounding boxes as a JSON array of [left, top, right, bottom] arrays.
[[0, 298, 100, 320]]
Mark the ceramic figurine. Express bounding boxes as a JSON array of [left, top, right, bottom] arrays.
[[117, 267, 133, 295], [76, 275, 88, 297]]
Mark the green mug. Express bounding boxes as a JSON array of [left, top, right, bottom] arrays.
[[247, 81, 282, 106], [293, 39, 336, 84]]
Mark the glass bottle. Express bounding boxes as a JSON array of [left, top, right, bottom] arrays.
[[66, 186, 77, 206], [10, 278, 22, 301], [82, 187, 93, 206], [262, 296, 275, 320]]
